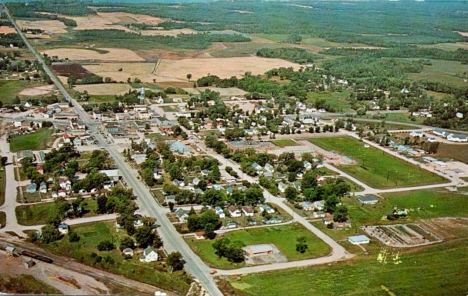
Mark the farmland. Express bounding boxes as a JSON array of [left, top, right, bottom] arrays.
[[72, 84, 133, 96], [228, 239, 468, 296], [51, 63, 95, 79], [10, 128, 55, 152], [308, 136, 447, 188], [43, 48, 145, 62], [186, 223, 331, 269]]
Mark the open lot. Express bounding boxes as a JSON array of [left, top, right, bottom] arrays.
[[182, 87, 247, 97], [270, 139, 300, 148], [307, 91, 352, 112], [228, 238, 468, 296], [308, 136, 447, 188], [16, 19, 67, 34], [41, 221, 191, 294], [19, 84, 56, 96], [0, 80, 31, 105], [73, 83, 133, 96], [434, 143, 468, 164], [10, 128, 54, 152], [186, 223, 331, 269], [42, 48, 145, 62]]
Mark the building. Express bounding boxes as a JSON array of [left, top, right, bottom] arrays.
[[58, 223, 69, 234], [73, 137, 82, 146], [122, 248, 134, 256], [215, 206, 225, 218], [244, 244, 274, 257], [357, 195, 379, 205], [99, 169, 121, 182], [176, 208, 189, 222], [39, 181, 47, 193], [16, 150, 35, 162], [447, 134, 467, 142], [228, 205, 241, 217], [259, 204, 275, 214], [278, 182, 288, 193], [169, 141, 191, 154], [139, 246, 158, 263], [348, 235, 370, 245], [131, 154, 147, 165], [26, 183, 37, 193], [299, 201, 314, 211], [242, 206, 254, 217], [226, 221, 237, 229]]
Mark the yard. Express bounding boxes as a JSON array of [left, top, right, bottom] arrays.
[[10, 128, 55, 152], [186, 223, 331, 269], [15, 199, 99, 226], [308, 136, 447, 188], [227, 238, 468, 296], [42, 221, 191, 294], [0, 80, 30, 105], [270, 139, 299, 148], [306, 90, 352, 112]]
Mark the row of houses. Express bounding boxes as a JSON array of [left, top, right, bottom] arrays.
[[433, 128, 467, 142]]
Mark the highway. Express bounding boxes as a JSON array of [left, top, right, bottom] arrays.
[[3, 5, 223, 296]]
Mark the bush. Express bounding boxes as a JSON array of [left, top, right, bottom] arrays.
[[68, 231, 80, 242], [97, 240, 115, 251]]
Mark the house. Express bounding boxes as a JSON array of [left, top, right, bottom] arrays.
[[251, 162, 263, 173], [176, 208, 189, 222], [165, 195, 176, 204], [58, 189, 67, 197], [410, 131, 423, 137], [58, 223, 69, 234], [169, 141, 191, 154], [131, 154, 147, 165], [357, 195, 379, 205], [103, 181, 114, 191], [59, 178, 72, 191], [39, 181, 47, 193], [99, 169, 121, 182], [63, 133, 71, 144], [278, 182, 288, 193], [244, 244, 273, 257], [139, 246, 158, 263], [264, 163, 274, 173], [194, 231, 206, 240], [16, 150, 35, 162], [313, 200, 325, 211], [348, 235, 370, 245], [226, 221, 237, 229], [259, 204, 275, 214], [242, 206, 254, 217], [303, 161, 313, 170], [427, 137, 437, 143], [447, 134, 467, 142], [192, 177, 201, 186], [456, 112, 464, 119], [433, 128, 449, 138], [263, 217, 282, 224], [299, 201, 314, 211], [122, 248, 134, 256], [73, 137, 82, 147], [313, 211, 326, 218], [215, 206, 226, 218], [52, 191, 58, 199], [26, 183, 37, 193], [228, 205, 241, 217]]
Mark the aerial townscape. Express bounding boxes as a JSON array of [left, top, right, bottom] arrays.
[[0, 0, 468, 295]]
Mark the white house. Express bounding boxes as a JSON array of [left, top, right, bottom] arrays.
[[228, 205, 241, 217], [215, 206, 225, 218], [447, 134, 467, 142], [312, 200, 325, 211], [264, 163, 274, 173], [242, 206, 254, 217], [456, 112, 464, 119], [139, 246, 158, 263], [278, 182, 288, 193], [303, 161, 312, 170], [410, 131, 423, 137], [259, 204, 275, 214], [176, 208, 189, 222]]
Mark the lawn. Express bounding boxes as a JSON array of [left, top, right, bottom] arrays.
[[228, 239, 468, 296], [0, 168, 5, 206], [270, 139, 299, 148], [0, 211, 5, 228], [16, 199, 98, 226], [308, 136, 447, 188], [186, 223, 331, 269], [10, 128, 54, 152], [0, 274, 61, 295], [42, 221, 191, 294], [0, 80, 30, 105], [383, 112, 425, 124]]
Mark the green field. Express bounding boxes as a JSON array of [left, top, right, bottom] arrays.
[[10, 128, 55, 152], [408, 60, 468, 88], [270, 139, 299, 148], [0, 169, 5, 206], [434, 143, 468, 164], [307, 91, 352, 112], [186, 223, 331, 269], [42, 221, 191, 294], [308, 136, 447, 188], [0, 274, 62, 295], [229, 239, 468, 296], [0, 80, 30, 105], [16, 199, 98, 226], [384, 112, 425, 124]]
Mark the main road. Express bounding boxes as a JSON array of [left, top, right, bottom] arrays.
[[3, 5, 223, 296]]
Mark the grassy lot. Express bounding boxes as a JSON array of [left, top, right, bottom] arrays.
[[408, 59, 468, 88], [0, 168, 5, 206], [270, 139, 299, 148], [0, 80, 30, 105], [383, 112, 425, 124], [228, 239, 468, 296], [307, 91, 352, 112], [42, 221, 191, 294], [0, 274, 62, 295], [434, 143, 468, 164], [308, 136, 447, 188], [186, 223, 331, 269], [10, 128, 54, 152], [16, 199, 98, 226], [0, 211, 5, 228]]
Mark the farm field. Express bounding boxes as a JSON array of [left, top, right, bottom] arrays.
[[64, 12, 164, 31], [0, 80, 31, 104], [383, 112, 425, 124], [18, 85, 56, 97], [82, 62, 156, 83], [73, 83, 134, 96], [10, 128, 54, 152], [270, 139, 299, 148], [0, 26, 16, 34], [155, 57, 301, 81], [228, 239, 468, 296], [141, 28, 198, 37], [186, 223, 331, 269], [308, 136, 448, 188], [408, 60, 468, 88], [41, 221, 191, 294], [209, 42, 284, 58], [16, 19, 67, 34], [42, 48, 145, 62], [418, 42, 468, 51], [434, 143, 468, 164], [15, 199, 98, 226]]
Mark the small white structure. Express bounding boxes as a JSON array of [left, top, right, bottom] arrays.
[[139, 246, 158, 263], [215, 206, 225, 218], [58, 223, 69, 234], [348, 235, 370, 245], [228, 205, 241, 217], [259, 204, 275, 214], [122, 248, 134, 256]]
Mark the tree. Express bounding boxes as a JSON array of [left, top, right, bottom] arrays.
[[41, 224, 62, 244], [295, 236, 308, 253], [284, 186, 298, 201], [166, 252, 185, 272], [135, 226, 155, 248], [301, 171, 317, 191], [325, 194, 340, 213], [333, 205, 349, 222], [186, 73, 192, 81], [97, 240, 115, 251], [212, 238, 245, 263], [67, 76, 76, 89], [68, 231, 80, 242], [96, 195, 108, 214]]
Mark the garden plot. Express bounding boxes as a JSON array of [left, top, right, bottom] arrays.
[[362, 223, 442, 248]]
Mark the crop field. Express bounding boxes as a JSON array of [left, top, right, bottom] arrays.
[[186, 223, 331, 269], [156, 57, 300, 81], [73, 83, 133, 96], [69, 12, 164, 31], [434, 143, 468, 164], [408, 60, 468, 87], [42, 221, 191, 294], [418, 42, 468, 51], [0, 26, 16, 34], [141, 28, 198, 37], [271, 139, 299, 148], [10, 128, 54, 152], [0, 80, 31, 104], [209, 42, 284, 58], [51, 63, 95, 78], [82, 62, 156, 83], [229, 239, 468, 296], [42, 48, 145, 62], [308, 136, 447, 188], [16, 19, 67, 34]]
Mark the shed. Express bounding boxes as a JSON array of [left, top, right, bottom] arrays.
[[348, 235, 370, 245], [245, 244, 274, 257], [357, 195, 379, 205]]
